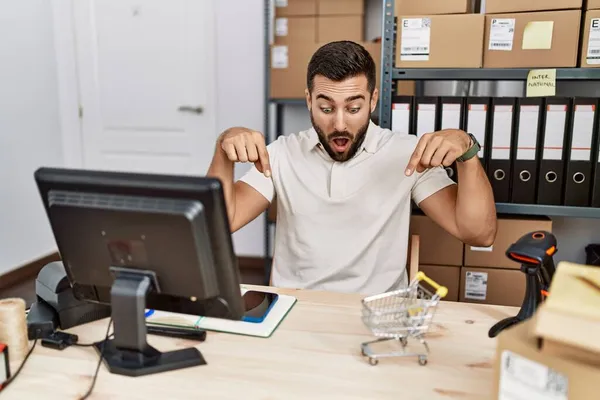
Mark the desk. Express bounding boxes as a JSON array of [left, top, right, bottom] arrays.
[[3, 285, 516, 399]]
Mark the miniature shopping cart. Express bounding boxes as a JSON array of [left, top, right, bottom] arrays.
[[360, 271, 448, 366]]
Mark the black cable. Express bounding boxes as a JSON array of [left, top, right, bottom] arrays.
[[2, 339, 38, 390], [79, 317, 112, 400], [73, 333, 114, 347]]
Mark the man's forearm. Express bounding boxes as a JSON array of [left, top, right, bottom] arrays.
[[206, 148, 236, 224], [454, 157, 497, 246]]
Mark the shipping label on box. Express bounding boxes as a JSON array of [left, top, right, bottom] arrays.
[[271, 46, 289, 68], [586, 18, 600, 64], [464, 270, 488, 301], [499, 350, 569, 399], [488, 18, 516, 51], [400, 18, 431, 61]]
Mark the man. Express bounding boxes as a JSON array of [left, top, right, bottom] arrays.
[[207, 41, 497, 295]]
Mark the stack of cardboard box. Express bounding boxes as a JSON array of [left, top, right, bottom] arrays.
[[482, 0, 582, 68], [410, 214, 553, 307], [394, 0, 485, 68], [270, 0, 381, 99]]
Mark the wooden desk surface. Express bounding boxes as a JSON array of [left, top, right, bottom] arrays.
[[3, 285, 516, 399]]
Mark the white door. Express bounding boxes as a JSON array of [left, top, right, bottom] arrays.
[[73, 0, 217, 175]]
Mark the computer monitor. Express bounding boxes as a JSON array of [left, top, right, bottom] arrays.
[[34, 167, 246, 377]]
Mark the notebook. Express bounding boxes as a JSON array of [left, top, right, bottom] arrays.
[[145, 287, 297, 338]]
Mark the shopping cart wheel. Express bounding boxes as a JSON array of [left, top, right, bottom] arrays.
[[361, 348, 366, 357], [400, 337, 408, 347], [418, 356, 427, 366], [369, 358, 379, 366]]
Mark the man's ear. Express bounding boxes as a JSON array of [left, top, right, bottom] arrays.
[[370, 88, 379, 113], [304, 88, 311, 110]]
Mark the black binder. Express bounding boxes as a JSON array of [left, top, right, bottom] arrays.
[[537, 98, 570, 206], [564, 98, 597, 207], [488, 98, 516, 204], [465, 98, 491, 173], [440, 97, 464, 182], [391, 95, 414, 135], [510, 98, 543, 204]]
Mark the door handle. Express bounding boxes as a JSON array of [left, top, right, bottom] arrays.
[[178, 105, 204, 114]]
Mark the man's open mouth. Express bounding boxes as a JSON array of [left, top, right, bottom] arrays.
[[330, 137, 350, 153]]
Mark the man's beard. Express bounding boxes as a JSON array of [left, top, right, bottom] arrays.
[[310, 112, 370, 162]]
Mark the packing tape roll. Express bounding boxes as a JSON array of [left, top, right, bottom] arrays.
[[0, 298, 29, 362]]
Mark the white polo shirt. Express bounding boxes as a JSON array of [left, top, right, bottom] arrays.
[[239, 121, 455, 295]]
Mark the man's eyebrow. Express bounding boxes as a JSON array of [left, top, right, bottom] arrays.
[[316, 94, 333, 102], [345, 95, 365, 102]]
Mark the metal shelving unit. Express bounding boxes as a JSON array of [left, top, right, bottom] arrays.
[[379, 0, 600, 220], [262, 0, 600, 281]]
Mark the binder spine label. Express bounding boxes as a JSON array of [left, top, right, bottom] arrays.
[[441, 103, 461, 130], [489, 18, 515, 51], [391, 103, 410, 133], [571, 105, 594, 161], [516, 105, 539, 161], [491, 105, 513, 160], [400, 18, 431, 61], [542, 104, 567, 160], [467, 104, 487, 158], [587, 18, 600, 65], [417, 103, 436, 137]]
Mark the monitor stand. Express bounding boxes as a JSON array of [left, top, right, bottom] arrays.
[[93, 267, 206, 377]]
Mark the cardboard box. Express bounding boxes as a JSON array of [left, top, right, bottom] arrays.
[[483, 10, 581, 68], [395, 0, 474, 15], [588, 0, 600, 9], [464, 216, 552, 269], [317, 16, 364, 43], [492, 318, 598, 400], [270, 41, 380, 99], [533, 262, 600, 365], [483, 0, 582, 14], [580, 10, 600, 67], [318, 0, 364, 15], [419, 265, 460, 301], [274, 17, 317, 46], [409, 214, 464, 266], [459, 267, 525, 306], [396, 14, 485, 68], [275, 0, 317, 17]]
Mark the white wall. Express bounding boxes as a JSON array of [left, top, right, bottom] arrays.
[[0, 0, 64, 274]]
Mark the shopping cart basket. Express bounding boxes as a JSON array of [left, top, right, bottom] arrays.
[[360, 271, 448, 366]]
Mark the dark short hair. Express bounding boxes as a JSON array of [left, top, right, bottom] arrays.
[[306, 41, 377, 94]]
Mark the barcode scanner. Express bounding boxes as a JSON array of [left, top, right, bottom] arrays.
[[488, 231, 557, 338]]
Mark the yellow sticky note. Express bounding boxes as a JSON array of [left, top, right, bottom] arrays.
[[522, 21, 554, 50], [526, 69, 556, 97]]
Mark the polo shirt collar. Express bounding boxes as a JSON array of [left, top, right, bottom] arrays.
[[304, 120, 378, 155]]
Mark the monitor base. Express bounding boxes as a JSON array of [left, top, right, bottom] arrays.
[[93, 340, 205, 377]]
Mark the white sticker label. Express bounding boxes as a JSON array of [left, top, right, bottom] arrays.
[[470, 245, 493, 252], [271, 45, 288, 69], [465, 271, 488, 300], [275, 0, 288, 7], [489, 18, 515, 51], [587, 18, 600, 64], [275, 18, 288, 36], [400, 18, 431, 61], [0, 351, 6, 383], [499, 351, 568, 400]]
